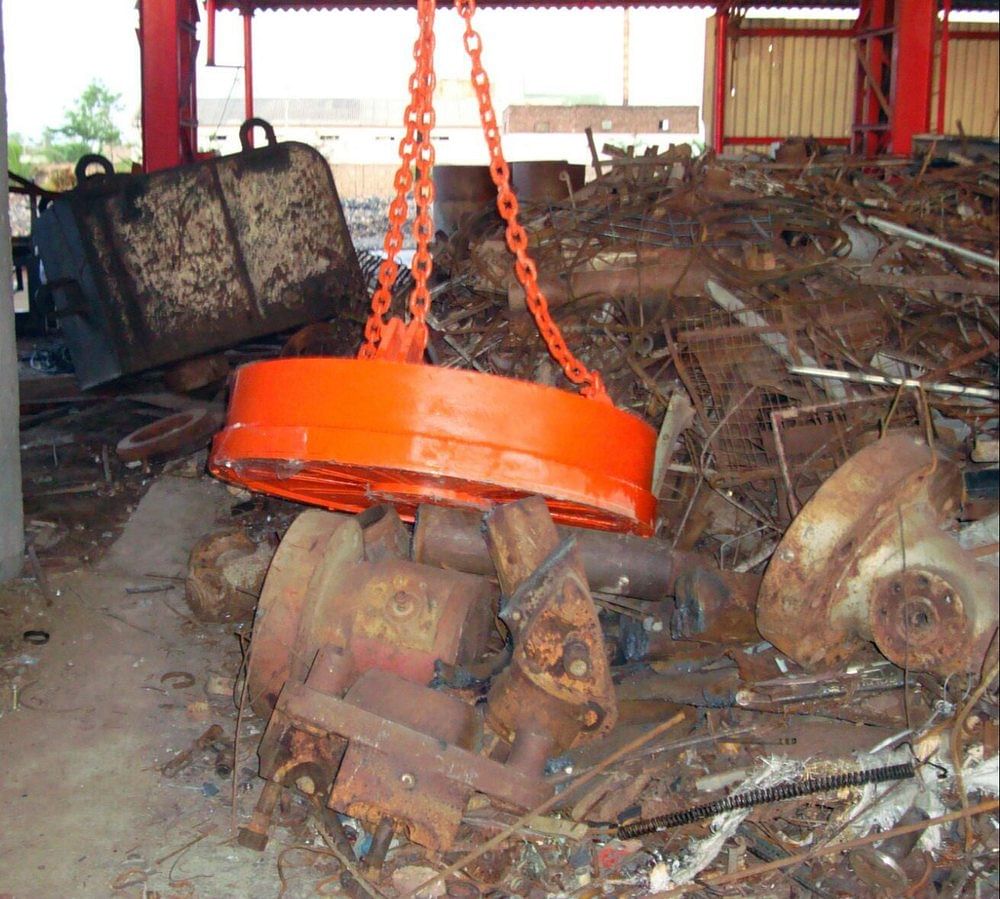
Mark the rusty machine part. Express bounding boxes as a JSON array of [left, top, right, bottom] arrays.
[[510, 161, 586, 203], [185, 528, 273, 623], [757, 433, 999, 677], [254, 649, 552, 852], [116, 407, 222, 462], [432, 164, 496, 236], [33, 120, 362, 388], [414, 503, 684, 600], [163, 353, 230, 393], [671, 569, 763, 645], [246, 507, 494, 717], [483, 496, 618, 753]]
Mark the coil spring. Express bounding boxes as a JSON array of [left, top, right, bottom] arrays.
[[617, 762, 914, 839], [358, 249, 414, 299]]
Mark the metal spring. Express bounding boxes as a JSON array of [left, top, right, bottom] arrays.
[[357, 249, 414, 299], [617, 762, 914, 839]]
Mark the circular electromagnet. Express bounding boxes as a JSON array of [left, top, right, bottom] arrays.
[[209, 358, 657, 534]]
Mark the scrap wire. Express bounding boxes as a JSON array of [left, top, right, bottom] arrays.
[[617, 762, 915, 838], [650, 798, 1000, 898]]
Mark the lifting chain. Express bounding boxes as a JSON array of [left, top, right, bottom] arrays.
[[358, 0, 436, 360], [360, 0, 610, 403]]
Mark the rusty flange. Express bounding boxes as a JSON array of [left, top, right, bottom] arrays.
[[757, 433, 998, 676], [117, 407, 221, 462]]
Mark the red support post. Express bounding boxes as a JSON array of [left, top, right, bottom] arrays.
[[139, 0, 200, 172], [712, 10, 729, 153], [891, 0, 935, 154], [243, 4, 255, 145], [937, 0, 952, 133], [207, 0, 217, 66]]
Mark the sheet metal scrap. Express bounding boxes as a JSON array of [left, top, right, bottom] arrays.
[[758, 433, 999, 677]]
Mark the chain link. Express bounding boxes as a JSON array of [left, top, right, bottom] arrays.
[[358, 0, 436, 358], [360, 0, 609, 403], [454, 0, 608, 402]]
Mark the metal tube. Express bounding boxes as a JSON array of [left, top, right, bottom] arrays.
[[712, 11, 728, 152], [206, 0, 217, 67], [937, 0, 952, 133], [413, 504, 680, 601], [789, 365, 1000, 400], [861, 215, 1000, 272], [242, 5, 254, 143]]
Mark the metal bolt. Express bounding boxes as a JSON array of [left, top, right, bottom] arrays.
[[563, 640, 591, 679], [390, 591, 415, 617], [400, 772, 417, 790], [778, 548, 795, 563], [295, 775, 316, 795], [567, 657, 589, 677]]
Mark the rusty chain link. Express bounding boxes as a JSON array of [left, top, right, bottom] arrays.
[[454, 0, 608, 401]]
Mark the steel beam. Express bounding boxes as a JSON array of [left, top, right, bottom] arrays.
[[891, 0, 935, 153]]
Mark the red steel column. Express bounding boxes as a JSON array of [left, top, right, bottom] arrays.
[[139, 0, 199, 172], [206, 0, 218, 66], [891, 0, 935, 153], [712, 10, 729, 152]]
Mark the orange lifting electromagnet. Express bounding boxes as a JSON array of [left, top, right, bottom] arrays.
[[210, 0, 658, 534]]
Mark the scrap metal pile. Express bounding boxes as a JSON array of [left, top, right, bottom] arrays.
[[176, 143, 1000, 897]]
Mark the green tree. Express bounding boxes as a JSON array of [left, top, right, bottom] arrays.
[[7, 133, 32, 179], [45, 80, 123, 155]]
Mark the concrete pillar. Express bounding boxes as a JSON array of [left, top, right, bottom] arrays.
[[0, 0, 24, 582]]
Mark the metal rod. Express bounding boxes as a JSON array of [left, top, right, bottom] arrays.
[[242, 5, 254, 140], [712, 10, 729, 152], [860, 215, 1000, 272], [937, 0, 952, 133], [206, 0, 217, 66], [789, 365, 999, 400]]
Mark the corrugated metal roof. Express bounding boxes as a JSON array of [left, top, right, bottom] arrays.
[[213, 0, 1000, 12]]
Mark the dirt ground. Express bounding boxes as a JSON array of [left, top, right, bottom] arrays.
[[0, 474, 327, 899]]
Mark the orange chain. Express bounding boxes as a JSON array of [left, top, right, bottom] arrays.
[[360, 0, 609, 403], [358, 0, 436, 358], [454, 0, 608, 402]]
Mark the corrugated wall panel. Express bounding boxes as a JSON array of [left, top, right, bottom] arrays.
[[707, 18, 856, 151], [934, 23, 1000, 137], [705, 16, 999, 151]]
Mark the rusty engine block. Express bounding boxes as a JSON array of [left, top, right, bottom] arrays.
[[241, 498, 620, 852]]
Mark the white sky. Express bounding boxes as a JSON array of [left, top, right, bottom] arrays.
[[3, 2, 996, 146], [3, 2, 711, 146]]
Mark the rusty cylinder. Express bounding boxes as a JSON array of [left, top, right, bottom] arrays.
[[413, 504, 685, 601]]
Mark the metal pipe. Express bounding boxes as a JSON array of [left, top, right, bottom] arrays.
[[206, 0, 217, 67], [712, 10, 728, 153], [860, 215, 1000, 272], [412, 504, 684, 601], [789, 365, 1000, 400], [937, 0, 952, 133], [242, 4, 254, 144]]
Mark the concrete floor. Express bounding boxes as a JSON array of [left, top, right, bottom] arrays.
[[0, 476, 329, 898]]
